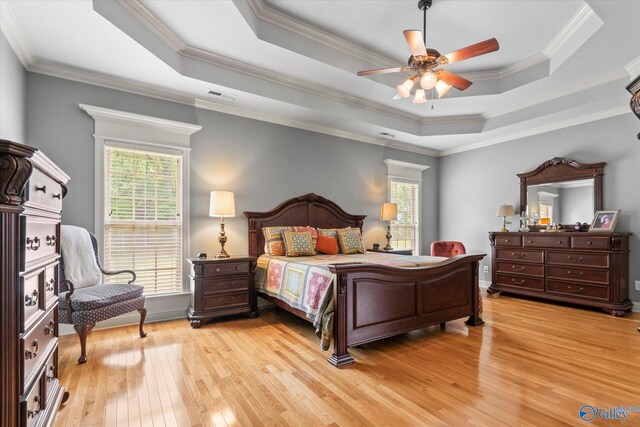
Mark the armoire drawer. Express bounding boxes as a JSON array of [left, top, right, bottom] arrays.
[[21, 366, 45, 427], [24, 168, 63, 213], [21, 307, 57, 387], [22, 217, 59, 270], [44, 263, 58, 309], [21, 269, 45, 332]]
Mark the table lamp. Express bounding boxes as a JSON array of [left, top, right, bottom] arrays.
[[496, 203, 515, 232], [209, 191, 235, 258], [380, 202, 398, 250]]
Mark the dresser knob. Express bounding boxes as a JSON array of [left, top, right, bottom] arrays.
[[215, 268, 221, 272], [511, 278, 525, 285], [557, 240, 562, 244], [567, 285, 584, 293], [504, 239, 510, 243], [527, 240, 533, 244], [587, 241, 592, 245]]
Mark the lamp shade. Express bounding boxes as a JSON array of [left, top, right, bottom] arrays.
[[380, 203, 398, 221], [496, 204, 515, 217], [209, 191, 235, 217]]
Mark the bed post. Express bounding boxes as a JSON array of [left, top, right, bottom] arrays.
[[465, 260, 485, 326], [328, 273, 355, 367]]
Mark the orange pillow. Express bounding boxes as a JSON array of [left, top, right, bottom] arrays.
[[315, 234, 339, 255]]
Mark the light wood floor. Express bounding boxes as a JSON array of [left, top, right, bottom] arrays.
[[54, 295, 640, 427]]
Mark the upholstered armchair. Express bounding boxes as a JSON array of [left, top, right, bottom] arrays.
[[60, 225, 147, 363], [431, 241, 466, 257]]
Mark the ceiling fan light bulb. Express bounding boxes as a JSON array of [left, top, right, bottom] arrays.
[[413, 89, 427, 104], [420, 71, 437, 89], [396, 78, 414, 98], [435, 80, 452, 98]]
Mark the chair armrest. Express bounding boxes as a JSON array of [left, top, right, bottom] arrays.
[[101, 269, 136, 284], [60, 279, 75, 323]]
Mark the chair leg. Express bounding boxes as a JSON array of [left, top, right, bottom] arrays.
[[74, 323, 94, 364], [138, 307, 148, 338]]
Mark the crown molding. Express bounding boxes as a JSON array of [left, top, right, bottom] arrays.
[[194, 99, 439, 157], [0, 0, 36, 67], [543, 3, 594, 58], [482, 69, 628, 120], [440, 104, 630, 157], [246, 0, 396, 69], [79, 103, 202, 136], [118, 0, 186, 51]]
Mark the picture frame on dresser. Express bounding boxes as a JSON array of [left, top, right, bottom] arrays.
[[589, 210, 620, 232]]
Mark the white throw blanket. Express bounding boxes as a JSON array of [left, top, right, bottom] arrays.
[[61, 225, 103, 289]]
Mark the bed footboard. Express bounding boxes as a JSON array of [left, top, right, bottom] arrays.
[[328, 254, 485, 367]]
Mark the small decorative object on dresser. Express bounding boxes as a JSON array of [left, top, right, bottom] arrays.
[[380, 202, 398, 250], [589, 210, 620, 232], [209, 191, 235, 258], [187, 256, 258, 328], [368, 247, 413, 255], [496, 204, 515, 232], [0, 140, 69, 427]]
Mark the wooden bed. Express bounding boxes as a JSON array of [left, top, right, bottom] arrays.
[[244, 193, 485, 367]]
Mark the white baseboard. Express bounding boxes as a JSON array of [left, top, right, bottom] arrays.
[[59, 292, 190, 336], [633, 302, 640, 313], [479, 280, 490, 290]]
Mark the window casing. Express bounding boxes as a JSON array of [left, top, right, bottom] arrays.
[[389, 178, 420, 251], [103, 145, 183, 295]]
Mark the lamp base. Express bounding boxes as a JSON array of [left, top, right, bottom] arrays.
[[216, 218, 230, 258], [215, 252, 230, 259], [384, 224, 394, 250]]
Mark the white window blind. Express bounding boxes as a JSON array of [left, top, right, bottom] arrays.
[[104, 146, 183, 295], [390, 179, 419, 250]]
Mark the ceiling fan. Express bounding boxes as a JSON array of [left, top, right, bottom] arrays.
[[357, 0, 499, 103]]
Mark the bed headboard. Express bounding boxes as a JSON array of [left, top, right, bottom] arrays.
[[244, 193, 366, 258]]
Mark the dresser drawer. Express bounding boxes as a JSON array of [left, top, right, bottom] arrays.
[[22, 308, 57, 387], [571, 236, 611, 250], [22, 217, 59, 270], [203, 277, 249, 294], [201, 262, 250, 277], [203, 292, 249, 310], [496, 262, 544, 277], [495, 274, 544, 291], [546, 266, 610, 285], [21, 366, 45, 427], [495, 248, 544, 263], [494, 235, 521, 246], [546, 252, 609, 268], [523, 235, 570, 248], [547, 280, 610, 301], [44, 263, 58, 309], [24, 168, 63, 213], [21, 269, 45, 332]]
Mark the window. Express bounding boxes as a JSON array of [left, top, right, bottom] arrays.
[[390, 179, 419, 250], [104, 146, 183, 295], [384, 159, 429, 254]]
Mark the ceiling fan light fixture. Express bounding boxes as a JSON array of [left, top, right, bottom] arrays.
[[419, 70, 437, 89], [435, 80, 452, 98], [396, 77, 415, 98], [413, 89, 427, 104]]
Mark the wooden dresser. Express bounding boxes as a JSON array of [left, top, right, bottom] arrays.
[[488, 231, 632, 316], [1, 140, 69, 427], [187, 256, 258, 328]]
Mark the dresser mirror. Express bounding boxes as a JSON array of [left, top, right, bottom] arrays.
[[518, 157, 605, 230]]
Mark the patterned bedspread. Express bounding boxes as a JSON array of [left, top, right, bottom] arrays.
[[255, 252, 446, 349]]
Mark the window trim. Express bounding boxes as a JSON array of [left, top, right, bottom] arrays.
[[384, 159, 429, 255], [81, 104, 201, 294]]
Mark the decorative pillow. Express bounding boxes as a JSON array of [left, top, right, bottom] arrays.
[[318, 228, 339, 239], [315, 234, 339, 255], [337, 228, 365, 254], [282, 231, 316, 257], [294, 226, 318, 251], [262, 226, 294, 256]]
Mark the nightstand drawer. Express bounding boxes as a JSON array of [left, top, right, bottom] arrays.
[[204, 292, 249, 309], [202, 262, 250, 277], [204, 278, 249, 294]]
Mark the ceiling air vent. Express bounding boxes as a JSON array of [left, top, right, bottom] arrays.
[[207, 90, 237, 103]]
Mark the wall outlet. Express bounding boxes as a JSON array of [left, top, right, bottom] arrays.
[[483, 265, 489, 273], [636, 280, 640, 291]]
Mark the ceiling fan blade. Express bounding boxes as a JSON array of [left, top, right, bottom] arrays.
[[357, 66, 407, 76], [443, 38, 499, 64], [437, 70, 473, 91], [403, 30, 427, 58]]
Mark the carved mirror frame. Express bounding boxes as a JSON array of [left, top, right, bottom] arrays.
[[518, 157, 606, 230]]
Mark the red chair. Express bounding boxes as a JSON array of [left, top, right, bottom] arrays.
[[430, 241, 466, 257]]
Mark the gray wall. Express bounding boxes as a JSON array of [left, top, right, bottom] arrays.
[[25, 73, 438, 259], [439, 113, 640, 303], [0, 31, 26, 142]]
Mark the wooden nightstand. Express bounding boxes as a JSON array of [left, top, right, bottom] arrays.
[[368, 247, 414, 256], [187, 256, 258, 328]]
